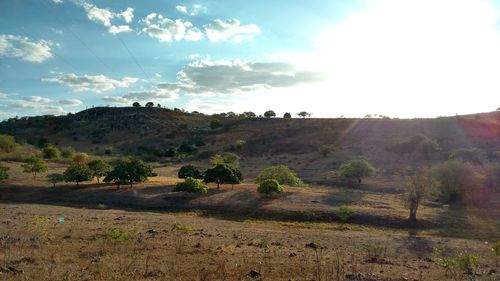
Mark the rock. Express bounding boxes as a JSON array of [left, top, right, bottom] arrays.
[[194, 242, 201, 248], [146, 229, 158, 234], [247, 270, 261, 279], [487, 269, 496, 275], [305, 242, 319, 249], [289, 252, 297, 257]]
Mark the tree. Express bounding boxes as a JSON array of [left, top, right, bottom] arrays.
[[257, 179, 283, 195], [173, 177, 208, 193], [42, 145, 61, 160], [47, 173, 65, 188], [60, 146, 76, 159], [87, 159, 112, 183], [72, 152, 89, 164], [0, 134, 18, 153], [449, 148, 486, 165], [145, 102, 154, 107], [297, 111, 312, 118], [417, 138, 440, 159], [255, 165, 303, 186], [283, 112, 291, 119], [339, 158, 376, 184], [0, 162, 9, 181], [263, 110, 276, 118], [243, 111, 256, 118], [319, 145, 331, 157], [132, 102, 141, 107], [104, 158, 156, 188], [22, 156, 48, 180], [401, 172, 431, 224], [210, 120, 221, 129], [64, 164, 93, 187], [178, 165, 202, 179], [210, 152, 240, 168], [429, 161, 484, 203], [203, 164, 242, 189]]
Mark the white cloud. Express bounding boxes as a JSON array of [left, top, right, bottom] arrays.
[[0, 92, 9, 99], [52, 0, 63, 4], [102, 95, 130, 104], [79, 1, 134, 34], [22, 96, 51, 103], [59, 98, 83, 106], [119, 7, 134, 23], [140, 13, 203, 42], [176, 5, 188, 14], [102, 86, 179, 105], [204, 19, 260, 42], [0, 111, 15, 120], [42, 73, 138, 93], [0, 34, 54, 63], [42, 105, 65, 115], [49, 27, 64, 34], [158, 60, 325, 95]]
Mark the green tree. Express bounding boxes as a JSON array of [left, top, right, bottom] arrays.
[[22, 156, 48, 180], [243, 111, 256, 118], [0, 162, 9, 181], [257, 179, 283, 195], [210, 152, 240, 168], [87, 159, 112, 183], [210, 119, 221, 129], [178, 165, 202, 179], [64, 164, 93, 187], [283, 112, 291, 119], [173, 177, 208, 193], [145, 102, 154, 107], [430, 161, 484, 203], [60, 146, 76, 159], [42, 145, 61, 160], [0, 134, 18, 153], [264, 110, 276, 118], [339, 158, 376, 184], [203, 164, 242, 189], [104, 158, 156, 188], [297, 111, 311, 118], [47, 173, 65, 188], [255, 165, 303, 186], [72, 152, 89, 164], [132, 102, 141, 107]]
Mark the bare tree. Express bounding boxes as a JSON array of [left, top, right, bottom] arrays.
[[401, 171, 431, 224]]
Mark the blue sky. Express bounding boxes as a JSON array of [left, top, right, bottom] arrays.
[[1, 0, 500, 119]]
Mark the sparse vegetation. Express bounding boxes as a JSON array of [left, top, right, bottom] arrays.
[[257, 179, 283, 195], [255, 165, 303, 186], [339, 158, 376, 184], [173, 177, 208, 193], [22, 156, 48, 180]]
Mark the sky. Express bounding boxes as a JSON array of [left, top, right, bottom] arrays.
[[1, 0, 500, 120]]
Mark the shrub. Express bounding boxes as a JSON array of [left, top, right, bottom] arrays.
[[210, 152, 240, 168], [22, 156, 48, 180], [196, 150, 213, 159], [42, 145, 61, 160], [107, 228, 131, 241], [449, 148, 486, 164], [417, 138, 440, 159], [401, 172, 431, 223], [319, 145, 331, 157], [178, 143, 197, 154], [0, 162, 9, 181], [164, 148, 178, 157], [173, 177, 208, 193], [72, 152, 89, 164], [256, 165, 303, 186], [339, 158, 376, 184], [60, 146, 76, 158], [47, 173, 65, 188], [0, 134, 18, 153], [64, 164, 93, 187], [429, 161, 484, 203], [203, 163, 242, 189], [337, 205, 354, 223], [210, 120, 221, 129], [178, 165, 202, 179], [257, 179, 283, 194]]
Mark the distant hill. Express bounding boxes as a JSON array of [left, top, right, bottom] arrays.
[[1, 107, 499, 176]]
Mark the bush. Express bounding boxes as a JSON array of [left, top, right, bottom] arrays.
[[319, 145, 331, 157], [257, 179, 283, 195], [256, 165, 303, 186], [173, 177, 208, 193], [178, 165, 202, 179], [210, 152, 240, 168], [0, 134, 18, 153], [72, 152, 89, 164], [429, 161, 484, 203], [449, 148, 486, 164], [339, 158, 376, 184], [417, 138, 440, 159], [0, 162, 9, 181], [60, 146, 76, 158], [42, 145, 61, 160], [47, 173, 65, 188], [210, 120, 221, 129], [337, 205, 354, 223], [178, 143, 197, 154]]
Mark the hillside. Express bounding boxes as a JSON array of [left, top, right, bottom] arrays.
[[1, 107, 499, 179]]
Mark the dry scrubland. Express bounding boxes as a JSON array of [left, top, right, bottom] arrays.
[[1, 108, 500, 280]]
